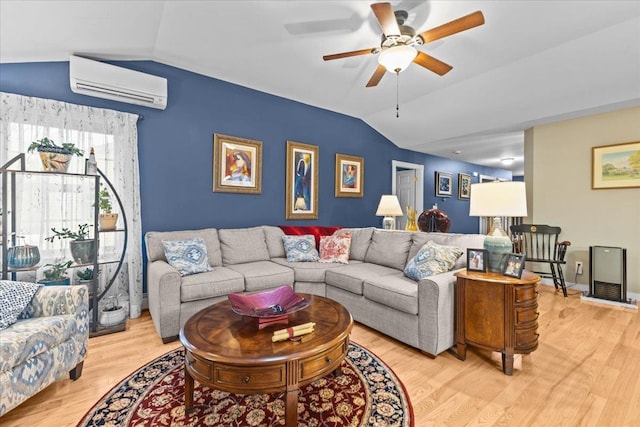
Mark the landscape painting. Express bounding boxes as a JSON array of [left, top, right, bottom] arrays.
[[592, 141, 640, 189]]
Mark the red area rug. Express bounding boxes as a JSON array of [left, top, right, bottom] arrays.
[[77, 341, 413, 426]]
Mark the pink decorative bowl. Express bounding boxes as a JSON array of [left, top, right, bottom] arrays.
[[228, 285, 309, 318]]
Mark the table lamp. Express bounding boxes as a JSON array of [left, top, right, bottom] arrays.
[[376, 195, 403, 230], [469, 181, 527, 272]]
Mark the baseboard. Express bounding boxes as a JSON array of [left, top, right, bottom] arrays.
[[538, 278, 639, 309]]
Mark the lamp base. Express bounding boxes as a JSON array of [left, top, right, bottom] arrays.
[[382, 216, 396, 230], [484, 217, 513, 272]]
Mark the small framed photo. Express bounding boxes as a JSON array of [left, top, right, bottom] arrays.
[[458, 173, 471, 200], [467, 248, 487, 272], [503, 253, 526, 278], [213, 133, 262, 194], [435, 171, 453, 197], [335, 153, 364, 198]]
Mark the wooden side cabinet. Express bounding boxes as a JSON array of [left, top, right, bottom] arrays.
[[454, 269, 540, 375]]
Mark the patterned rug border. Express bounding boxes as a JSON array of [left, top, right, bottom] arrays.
[[77, 341, 414, 426]]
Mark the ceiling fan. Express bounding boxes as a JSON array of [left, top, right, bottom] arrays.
[[323, 2, 485, 87]]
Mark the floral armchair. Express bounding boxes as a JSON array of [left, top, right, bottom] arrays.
[[0, 283, 89, 415]]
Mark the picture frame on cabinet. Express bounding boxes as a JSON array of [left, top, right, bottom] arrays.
[[458, 173, 471, 199], [335, 153, 364, 198], [467, 248, 487, 272], [212, 133, 262, 194], [503, 253, 526, 278], [285, 140, 318, 219], [435, 171, 453, 197], [591, 140, 640, 189]]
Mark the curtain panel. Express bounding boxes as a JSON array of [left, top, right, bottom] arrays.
[[0, 92, 143, 318]]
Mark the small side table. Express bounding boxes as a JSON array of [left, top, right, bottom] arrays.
[[454, 269, 540, 375]]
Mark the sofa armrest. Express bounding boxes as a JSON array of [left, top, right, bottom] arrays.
[[21, 285, 90, 333], [146, 260, 182, 341], [417, 269, 459, 356]]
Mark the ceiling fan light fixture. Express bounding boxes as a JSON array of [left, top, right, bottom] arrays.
[[378, 45, 417, 73]]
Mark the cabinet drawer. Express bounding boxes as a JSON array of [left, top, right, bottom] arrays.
[[185, 352, 211, 382], [515, 285, 537, 303], [299, 342, 346, 381], [214, 363, 286, 391], [515, 326, 539, 351], [515, 307, 539, 325]]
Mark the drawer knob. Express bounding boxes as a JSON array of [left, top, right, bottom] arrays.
[[326, 358, 332, 364], [242, 376, 250, 384]]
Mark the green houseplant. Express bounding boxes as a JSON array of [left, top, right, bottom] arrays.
[[39, 260, 73, 286], [98, 184, 118, 230], [27, 137, 84, 172], [45, 223, 96, 264]]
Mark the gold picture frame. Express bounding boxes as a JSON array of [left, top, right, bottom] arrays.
[[591, 141, 640, 189], [285, 140, 318, 219], [335, 153, 364, 198], [458, 173, 471, 200], [213, 133, 262, 194]]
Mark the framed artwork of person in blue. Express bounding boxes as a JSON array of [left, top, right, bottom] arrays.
[[335, 153, 364, 198], [286, 140, 318, 219], [213, 133, 262, 194]]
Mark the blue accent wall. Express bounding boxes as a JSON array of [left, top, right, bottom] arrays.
[[0, 60, 511, 236]]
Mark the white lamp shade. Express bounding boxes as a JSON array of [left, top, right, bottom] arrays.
[[378, 45, 418, 73], [376, 195, 403, 216], [469, 181, 528, 217]]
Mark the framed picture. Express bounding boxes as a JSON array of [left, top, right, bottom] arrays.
[[467, 248, 487, 272], [503, 253, 526, 278], [591, 141, 640, 189], [458, 173, 471, 200], [335, 153, 364, 198], [435, 171, 453, 197], [285, 140, 318, 219], [212, 133, 262, 194]]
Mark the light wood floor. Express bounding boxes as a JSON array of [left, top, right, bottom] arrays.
[[2, 285, 639, 427]]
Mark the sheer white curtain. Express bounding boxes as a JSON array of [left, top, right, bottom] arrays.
[[0, 92, 143, 318]]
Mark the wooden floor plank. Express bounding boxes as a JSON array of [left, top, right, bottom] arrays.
[[1, 286, 638, 426]]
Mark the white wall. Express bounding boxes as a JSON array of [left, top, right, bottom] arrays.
[[525, 106, 640, 293]]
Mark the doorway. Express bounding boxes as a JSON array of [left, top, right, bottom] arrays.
[[392, 160, 424, 230]]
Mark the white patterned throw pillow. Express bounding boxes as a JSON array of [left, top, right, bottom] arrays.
[[0, 280, 42, 329], [404, 240, 463, 281], [282, 235, 320, 262], [163, 238, 213, 276]]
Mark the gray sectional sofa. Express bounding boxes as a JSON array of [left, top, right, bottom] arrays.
[[144, 226, 485, 357]]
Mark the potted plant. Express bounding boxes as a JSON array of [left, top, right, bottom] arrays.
[[39, 260, 73, 286], [27, 137, 84, 172], [75, 266, 96, 285], [45, 223, 96, 264], [100, 295, 126, 326], [98, 184, 118, 230]]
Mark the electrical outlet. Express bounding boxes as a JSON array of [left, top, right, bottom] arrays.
[[575, 261, 583, 275]]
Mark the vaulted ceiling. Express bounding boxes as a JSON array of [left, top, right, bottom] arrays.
[[2, 1, 639, 175]]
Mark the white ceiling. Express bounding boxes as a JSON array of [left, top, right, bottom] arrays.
[[2, 1, 640, 176]]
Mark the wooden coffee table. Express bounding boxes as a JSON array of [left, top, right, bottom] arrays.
[[179, 293, 353, 426]]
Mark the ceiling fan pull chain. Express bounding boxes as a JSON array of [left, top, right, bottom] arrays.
[[396, 71, 400, 118]]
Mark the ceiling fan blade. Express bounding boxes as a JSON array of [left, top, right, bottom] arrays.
[[366, 65, 387, 87], [323, 48, 376, 61], [413, 52, 453, 76], [418, 11, 485, 44], [371, 2, 401, 37]]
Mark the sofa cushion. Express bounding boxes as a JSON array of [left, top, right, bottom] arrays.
[[272, 258, 345, 282], [162, 238, 213, 277], [282, 235, 320, 262], [226, 261, 294, 292], [145, 228, 222, 267], [180, 267, 245, 302], [363, 272, 418, 315], [364, 230, 412, 271], [410, 232, 486, 269], [325, 263, 399, 295], [218, 227, 270, 265], [404, 240, 463, 281], [262, 226, 286, 258], [279, 226, 342, 249], [0, 281, 42, 330], [337, 227, 374, 261], [0, 315, 76, 371], [319, 232, 351, 264]]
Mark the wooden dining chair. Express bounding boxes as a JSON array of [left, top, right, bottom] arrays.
[[510, 224, 571, 297]]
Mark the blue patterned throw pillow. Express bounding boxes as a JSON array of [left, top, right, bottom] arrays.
[[163, 238, 213, 276], [282, 235, 320, 262], [404, 240, 463, 281], [0, 280, 42, 330]]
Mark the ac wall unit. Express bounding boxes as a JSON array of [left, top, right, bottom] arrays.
[[69, 55, 167, 110]]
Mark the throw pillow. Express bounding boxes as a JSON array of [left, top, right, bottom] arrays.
[[163, 238, 213, 276], [404, 240, 463, 281], [0, 280, 42, 330], [282, 235, 319, 262], [319, 231, 351, 264]]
